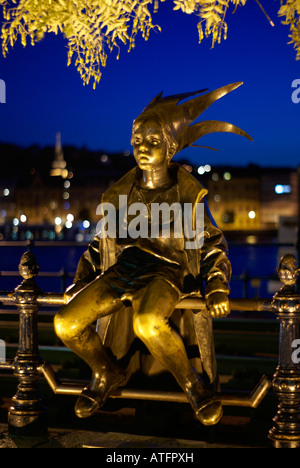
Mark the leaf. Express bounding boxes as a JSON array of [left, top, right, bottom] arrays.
[[278, 4, 289, 16]]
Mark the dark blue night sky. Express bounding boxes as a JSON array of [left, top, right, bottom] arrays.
[[0, 1, 299, 168]]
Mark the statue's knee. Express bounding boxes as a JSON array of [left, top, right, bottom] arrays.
[[54, 308, 79, 342], [54, 311, 67, 341], [133, 312, 161, 340]]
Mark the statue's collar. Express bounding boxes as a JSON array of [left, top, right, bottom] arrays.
[[102, 162, 208, 205]]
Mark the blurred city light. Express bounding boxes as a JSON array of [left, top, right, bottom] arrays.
[[275, 184, 291, 194], [223, 172, 232, 181], [197, 165, 211, 175]]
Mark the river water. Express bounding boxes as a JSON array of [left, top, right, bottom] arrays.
[[0, 240, 293, 299]]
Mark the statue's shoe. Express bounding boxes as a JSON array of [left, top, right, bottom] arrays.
[[184, 377, 223, 426], [75, 368, 126, 419], [194, 396, 223, 426]]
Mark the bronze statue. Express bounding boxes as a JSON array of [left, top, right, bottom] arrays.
[[54, 82, 252, 425]]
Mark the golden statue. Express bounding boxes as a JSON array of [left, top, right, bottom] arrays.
[[54, 82, 252, 426]]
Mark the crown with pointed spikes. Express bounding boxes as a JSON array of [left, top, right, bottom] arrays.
[[133, 82, 253, 155]]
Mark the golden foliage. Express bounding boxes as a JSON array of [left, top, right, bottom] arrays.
[[0, 1, 299, 88], [173, 0, 247, 47], [278, 0, 300, 59], [0, 0, 160, 88]]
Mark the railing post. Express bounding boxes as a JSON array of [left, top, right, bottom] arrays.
[[241, 270, 249, 298], [60, 267, 67, 292], [8, 251, 47, 438], [269, 254, 300, 448]]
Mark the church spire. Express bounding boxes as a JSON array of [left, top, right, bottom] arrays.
[[50, 132, 68, 178]]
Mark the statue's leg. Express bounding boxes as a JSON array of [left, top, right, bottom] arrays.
[[132, 278, 222, 426], [54, 276, 126, 418]]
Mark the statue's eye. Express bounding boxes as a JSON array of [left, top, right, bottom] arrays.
[[132, 136, 142, 145], [149, 137, 160, 145]]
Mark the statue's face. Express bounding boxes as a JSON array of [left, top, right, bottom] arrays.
[[131, 118, 169, 171]]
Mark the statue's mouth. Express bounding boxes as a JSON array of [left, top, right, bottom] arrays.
[[138, 154, 150, 161]]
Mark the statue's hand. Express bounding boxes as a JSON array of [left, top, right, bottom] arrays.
[[206, 291, 230, 318]]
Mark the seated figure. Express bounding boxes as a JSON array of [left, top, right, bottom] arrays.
[[54, 82, 252, 426]]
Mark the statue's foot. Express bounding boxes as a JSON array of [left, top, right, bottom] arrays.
[[184, 378, 223, 426], [75, 368, 126, 419]]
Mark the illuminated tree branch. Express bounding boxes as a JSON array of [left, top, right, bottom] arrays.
[[278, 0, 300, 60], [0, 1, 299, 88]]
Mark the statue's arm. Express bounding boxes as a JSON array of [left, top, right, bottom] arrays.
[[64, 235, 101, 302], [200, 200, 232, 317]]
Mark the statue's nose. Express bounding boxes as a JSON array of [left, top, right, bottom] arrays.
[[138, 142, 149, 152]]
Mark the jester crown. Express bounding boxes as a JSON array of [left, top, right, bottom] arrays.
[[133, 82, 252, 155]]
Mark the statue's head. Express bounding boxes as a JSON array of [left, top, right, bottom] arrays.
[[131, 116, 178, 171], [131, 82, 252, 170]]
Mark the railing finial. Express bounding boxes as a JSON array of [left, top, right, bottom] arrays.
[[277, 254, 300, 288], [18, 251, 39, 280]]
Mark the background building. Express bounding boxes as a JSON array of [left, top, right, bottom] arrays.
[[0, 139, 298, 241], [260, 168, 298, 230], [203, 166, 261, 232]]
